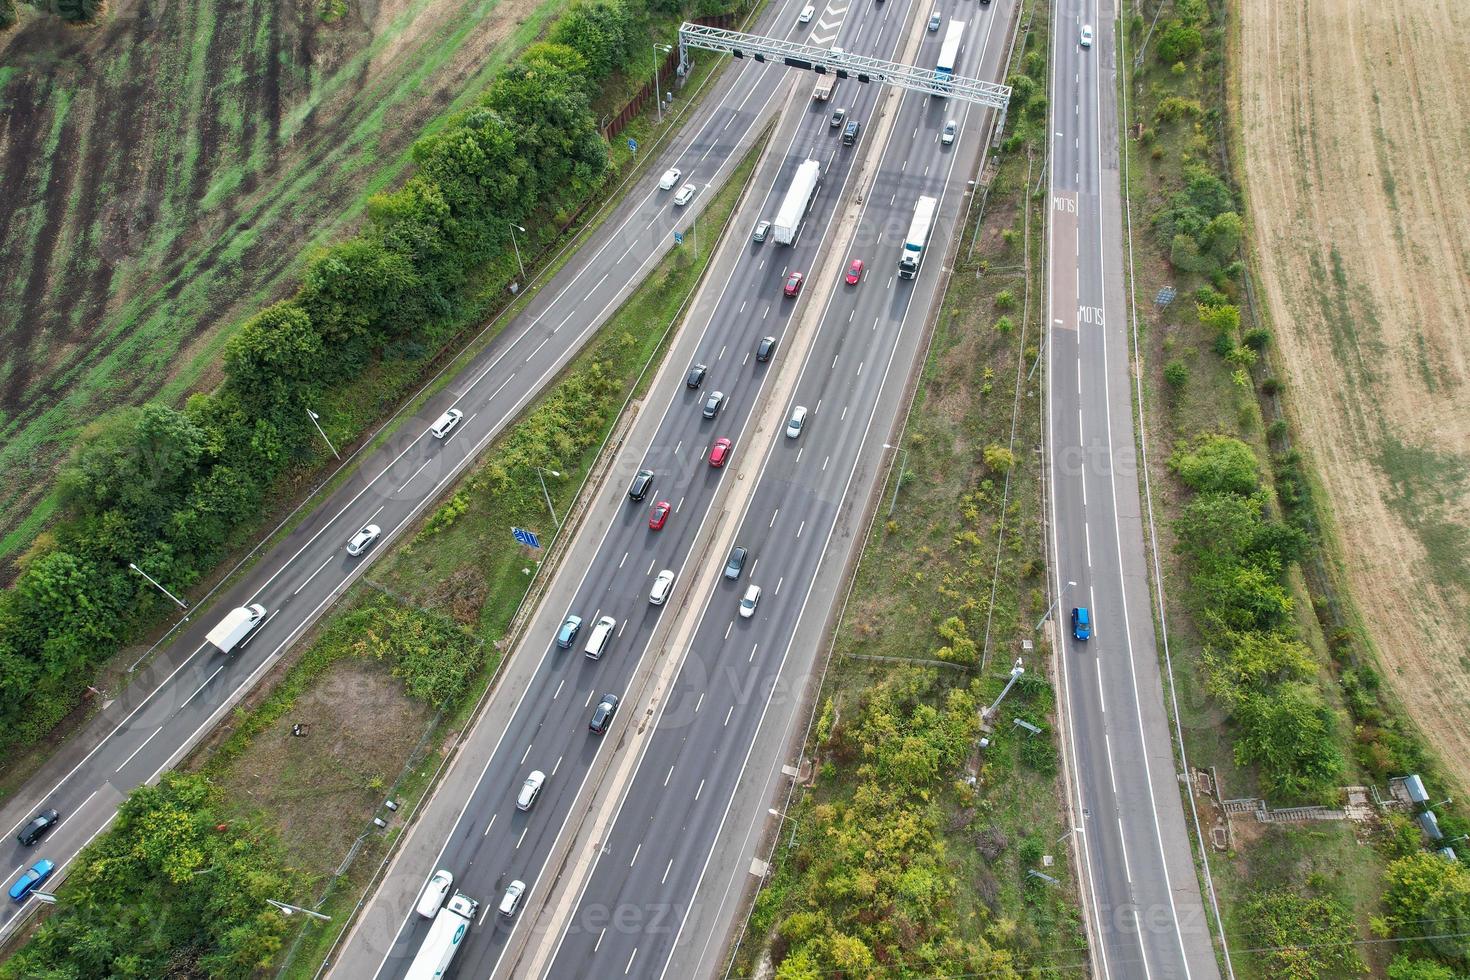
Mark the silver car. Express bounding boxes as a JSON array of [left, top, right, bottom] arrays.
[[786, 405, 808, 439], [346, 524, 382, 556], [753, 220, 771, 243], [674, 183, 697, 206], [516, 770, 545, 811], [739, 585, 761, 618]]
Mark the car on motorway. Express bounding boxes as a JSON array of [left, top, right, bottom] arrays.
[[650, 569, 675, 605], [786, 405, 808, 439], [702, 390, 726, 419], [1079, 24, 1093, 47], [674, 183, 697, 206], [942, 120, 957, 145], [658, 167, 681, 190], [516, 770, 545, 811], [709, 438, 732, 468], [756, 336, 777, 361], [17, 809, 59, 847], [585, 615, 616, 660], [928, 9, 941, 30], [629, 469, 655, 501], [723, 546, 748, 580], [845, 258, 864, 284], [416, 869, 454, 919], [589, 693, 620, 734], [556, 614, 582, 649], [686, 363, 707, 388], [798, 3, 814, 22], [499, 879, 525, 918], [830, 107, 846, 128], [752, 220, 771, 243], [739, 584, 761, 619], [429, 408, 463, 439], [346, 523, 381, 556], [842, 119, 861, 145], [8, 860, 53, 902], [1071, 606, 1092, 641], [783, 271, 804, 297], [648, 500, 672, 529]]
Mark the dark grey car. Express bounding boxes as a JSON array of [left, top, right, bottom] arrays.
[[723, 546, 748, 580], [589, 694, 619, 734], [702, 390, 726, 419], [17, 809, 59, 847]]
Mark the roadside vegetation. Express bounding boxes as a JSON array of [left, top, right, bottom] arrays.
[[1121, 0, 1469, 975], [0, 119, 768, 978], [0, 0, 743, 771], [732, 4, 1085, 976]]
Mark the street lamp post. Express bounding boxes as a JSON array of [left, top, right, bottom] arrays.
[[509, 223, 528, 282], [653, 43, 673, 122], [305, 409, 340, 460], [882, 442, 909, 517], [1035, 581, 1076, 632], [536, 467, 562, 530], [129, 562, 188, 610], [266, 898, 331, 922]]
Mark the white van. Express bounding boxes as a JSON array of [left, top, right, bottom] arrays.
[[429, 408, 463, 439], [584, 616, 617, 660], [206, 603, 267, 655]]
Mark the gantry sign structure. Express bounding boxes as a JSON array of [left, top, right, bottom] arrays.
[[677, 22, 1012, 110]]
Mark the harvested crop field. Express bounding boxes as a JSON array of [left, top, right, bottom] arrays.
[[0, 0, 562, 561], [1235, 2, 1470, 784]]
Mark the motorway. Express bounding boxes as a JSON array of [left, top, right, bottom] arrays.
[[335, 0, 1018, 978], [0, 0, 803, 940], [1044, 0, 1220, 977]]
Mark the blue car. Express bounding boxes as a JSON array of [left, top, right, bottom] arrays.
[[1071, 607, 1092, 641], [9, 859, 54, 901], [556, 615, 583, 650]]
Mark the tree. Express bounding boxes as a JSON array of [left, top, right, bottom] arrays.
[[297, 235, 426, 348], [548, 0, 641, 80], [1238, 890, 1363, 979], [1388, 956, 1457, 980], [1383, 852, 1470, 969], [222, 302, 325, 419], [1170, 434, 1260, 494], [59, 403, 210, 529], [1197, 302, 1242, 336], [1156, 21, 1203, 63], [1233, 683, 1344, 798], [1202, 211, 1244, 262], [482, 62, 608, 209], [1204, 629, 1315, 696]]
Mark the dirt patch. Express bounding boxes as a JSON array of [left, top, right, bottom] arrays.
[[1235, 0, 1470, 786], [209, 657, 433, 879]]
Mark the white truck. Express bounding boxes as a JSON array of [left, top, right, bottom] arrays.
[[404, 890, 479, 980], [898, 195, 939, 279], [772, 159, 822, 246], [812, 74, 836, 101], [205, 603, 267, 655]]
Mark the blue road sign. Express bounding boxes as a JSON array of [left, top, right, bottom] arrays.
[[512, 527, 540, 549], [628, 138, 638, 153], [674, 230, 684, 244]]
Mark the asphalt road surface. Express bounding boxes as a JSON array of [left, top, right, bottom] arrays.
[[0, 1, 799, 941], [1044, 0, 1219, 977]]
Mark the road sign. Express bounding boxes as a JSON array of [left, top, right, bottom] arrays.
[[674, 230, 684, 244], [512, 527, 540, 549], [628, 138, 637, 153]]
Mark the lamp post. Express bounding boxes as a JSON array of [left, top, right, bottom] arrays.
[[266, 898, 331, 922], [509, 224, 528, 282], [882, 442, 909, 517], [536, 467, 562, 530], [305, 408, 339, 460], [1035, 581, 1076, 632], [129, 562, 188, 610], [653, 43, 673, 122]]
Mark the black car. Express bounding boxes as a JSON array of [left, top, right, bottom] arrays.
[[686, 363, 707, 388], [702, 390, 726, 419], [17, 809, 59, 847], [628, 469, 655, 501], [842, 120, 861, 145], [723, 546, 748, 580], [589, 694, 620, 734], [756, 336, 777, 362]]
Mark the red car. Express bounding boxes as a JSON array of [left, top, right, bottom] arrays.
[[709, 437, 732, 468], [648, 500, 671, 530], [783, 271, 804, 297], [845, 259, 864, 285]]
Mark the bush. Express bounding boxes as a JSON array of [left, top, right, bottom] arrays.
[[994, 289, 1016, 310], [1233, 683, 1344, 798], [1163, 360, 1189, 389], [994, 314, 1015, 334], [1170, 434, 1260, 495], [1238, 890, 1362, 979], [1382, 851, 1470, 970], [1243, 327, 1271, 351]]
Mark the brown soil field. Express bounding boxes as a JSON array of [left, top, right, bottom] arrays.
[[0, 0, 558, 559], [1235, 1, 1470, 785]]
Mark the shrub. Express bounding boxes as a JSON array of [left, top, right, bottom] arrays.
[[1156, 21, 1203, 64], [1261, 377, 1283, 396], [1382, 851, 1470, 970], [1233, 682, 1344, 798], [983, 444, 1016, 473], [1163, 359, 1189, 389], [1170, 434, 1260, 495], [994, 289, 1016, 310], [1238, 890, 1363, 979], [994, 314, 1015, 334], [1243, 327, 1271, 351]]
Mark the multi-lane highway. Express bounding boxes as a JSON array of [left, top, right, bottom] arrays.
[[330, 0, 1018, 977], [0, 0, 803, 940], [1044, 0, 1220, 976]]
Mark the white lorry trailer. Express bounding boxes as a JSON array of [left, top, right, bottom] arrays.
[[772, 159, 822, 246], [404, 890, 479, 980], [812, 74, 835, 101], [205, 603, 267, 655], [898, 195, 939, 279]]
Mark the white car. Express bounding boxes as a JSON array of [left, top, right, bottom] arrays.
[[650, 569, 675, 606], [658, 167, 681, 190], [499, 879, 525, 918], [942, 120, 957, 145], [1080, 25, 1093, 47], [674, 183, 697, 206], [799, 3, 814, 22], [739, 584, 761, 619], [416, 869, 453, 919], [786, 405, 808, 439], [346, 523, 382, 556], [516, 770, 545, 811]]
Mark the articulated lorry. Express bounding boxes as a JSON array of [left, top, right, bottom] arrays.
[[898, 195, 938, 279], [205, 603, 267, 655], [404, 890, 479, 980], [773, 159, 822, 246]]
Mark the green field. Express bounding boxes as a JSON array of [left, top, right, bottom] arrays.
[[0, 0, 569, 564]]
